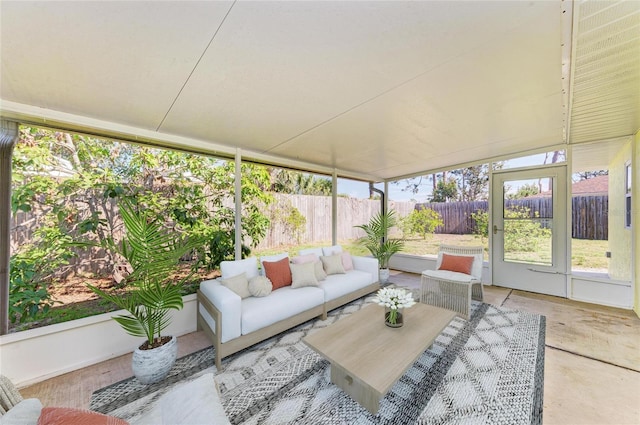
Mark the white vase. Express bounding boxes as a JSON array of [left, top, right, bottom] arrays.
[[379, 268, 390, 284], [132, 336, 177, 384]]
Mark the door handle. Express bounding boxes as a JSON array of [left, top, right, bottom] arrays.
[[493, 225, 503, 235]]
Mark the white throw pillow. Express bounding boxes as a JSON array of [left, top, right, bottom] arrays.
[[221, 272, 251, 299], [290, 262, 319, 288], [220, 257, 259, 280], [249, 275, 273, 297], [320, 254, 346, 275], [314, 261, 327, 281], [157, 373, 230, 425]]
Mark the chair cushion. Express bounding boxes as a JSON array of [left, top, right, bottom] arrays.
[[436, 251, 483, 279], [438, 253, 474, 275], [423, 269, 478, 283]]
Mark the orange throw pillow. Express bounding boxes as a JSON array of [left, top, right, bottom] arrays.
[[262, 257, 292, 290], [37, 407, 129, 425], [438, 253, 474, 275]]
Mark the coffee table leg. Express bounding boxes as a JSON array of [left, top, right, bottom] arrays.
[[330, 363, 380, 415]]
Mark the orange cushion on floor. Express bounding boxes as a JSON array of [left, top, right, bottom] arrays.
[[262, 256, 292, 290], [438, 253, 474, 275], [37, 407, 129, 425]]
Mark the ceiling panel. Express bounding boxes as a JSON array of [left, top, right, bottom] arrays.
[[1, 1, 233, 130], [1, 1, 636, 182], [569, 0, 640, 144]]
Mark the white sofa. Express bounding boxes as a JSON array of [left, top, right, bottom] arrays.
[[197, 246, 379, 369]]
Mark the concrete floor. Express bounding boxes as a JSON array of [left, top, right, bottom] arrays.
[[21, 271, 640, 424], [392, 270, 640, 425]]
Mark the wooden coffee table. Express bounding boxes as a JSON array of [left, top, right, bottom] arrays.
[[303, 303, 456, 414]]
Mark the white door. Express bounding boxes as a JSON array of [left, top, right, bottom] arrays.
[[491, 165, 567, 297]]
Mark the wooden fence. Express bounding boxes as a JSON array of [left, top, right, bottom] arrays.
[[256, 194, 415, 248], [10, 193, 607, 276], [416, 195, 608, 240]]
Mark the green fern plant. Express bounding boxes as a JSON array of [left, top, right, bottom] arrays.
[[87, 200, 199, 349], [354, 210, 404, 269]]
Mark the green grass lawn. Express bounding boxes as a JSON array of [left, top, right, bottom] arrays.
[[255, 234, 609, 271]]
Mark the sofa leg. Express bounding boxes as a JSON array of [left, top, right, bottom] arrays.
[[321, 312, 328, 320], [215, 353, 221, 371]]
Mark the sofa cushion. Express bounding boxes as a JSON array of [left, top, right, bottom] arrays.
[[291, 253, 317, 264], [298, 247, 323, 258], [1, 399, 43, 425], [290, 262, 319, 288], [322, 245, 342, 256], [262, 257, 292, 290], [37, 407, 128, 425], [319, 270, 374, 302], [241, 286, 324, 335], [248, 276, 272, 297], [320, 254, 345, 275], [220, 257, 259, 280], [341, 252, 354, 271], [221, 272, 251, 299]]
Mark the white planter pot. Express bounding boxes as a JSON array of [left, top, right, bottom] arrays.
[[132, 336, 178, 384], [379, 268, 390, 284]]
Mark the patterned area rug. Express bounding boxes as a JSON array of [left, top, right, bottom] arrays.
[[91, 293, 545, 425]]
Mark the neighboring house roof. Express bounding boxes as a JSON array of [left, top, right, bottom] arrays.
[[571, 175, 608, 196], [529, 174, 609, 198]]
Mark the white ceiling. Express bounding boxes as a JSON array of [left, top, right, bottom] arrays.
[[1, 1, 638, 182]]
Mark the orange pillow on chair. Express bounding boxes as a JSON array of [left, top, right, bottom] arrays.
[[262, 257, 292, 290], [438, 253, 474, 275], [37, 407, 129, 425]]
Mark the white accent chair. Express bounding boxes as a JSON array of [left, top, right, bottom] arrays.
[[420, 245, 484, 319]]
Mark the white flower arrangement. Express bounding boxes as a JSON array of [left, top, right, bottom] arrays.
[[373, 287, 416, 325]]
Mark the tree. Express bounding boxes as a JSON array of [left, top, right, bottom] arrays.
[[507, 183, 539, 199], [574, 170, 608, 181], [268, 168, 332, 195], [10, 126, 274, 322], [430, 178, 458, 202], [399, 208, 443, 239]]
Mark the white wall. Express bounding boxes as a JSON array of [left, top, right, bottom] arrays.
[[0, 294, 198, 388]]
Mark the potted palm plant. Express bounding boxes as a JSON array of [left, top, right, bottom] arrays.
[[355, 210, 404, 284], [87, 199, 199, 384]]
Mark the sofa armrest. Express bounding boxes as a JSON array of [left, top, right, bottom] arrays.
[[351, 256, 379, 283], [199, 279, 241, 343]]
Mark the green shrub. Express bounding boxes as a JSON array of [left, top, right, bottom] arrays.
[[400, 208, 443, 239]]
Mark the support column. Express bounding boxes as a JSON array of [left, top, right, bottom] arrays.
[[235, 148, 242, 260], [0, 120, 19, 335], [332, 170, 337, 245]]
